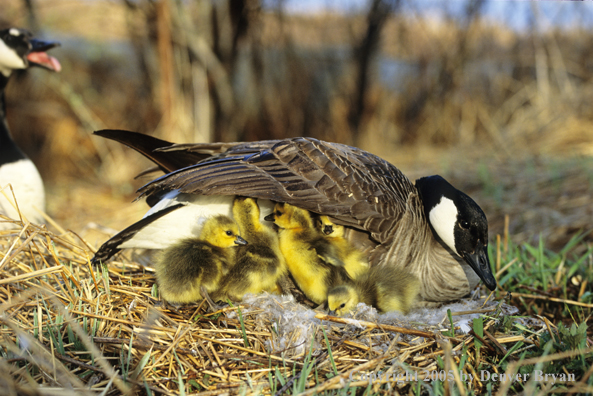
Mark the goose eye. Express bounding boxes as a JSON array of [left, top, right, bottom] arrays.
[[275, 211, 282, 216], [225, 230, 233, 236], [460, 220, 470, 230], [340, 303, 346, 309]]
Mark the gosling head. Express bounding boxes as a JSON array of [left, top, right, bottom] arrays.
[[317, 215, 345, 237], [200, 215, 247, 248], [327, 285, 359, 316], [264, 203, 313, 230], [232, 196, 260, 222], [415, 175, 496, 291], [0, 28, 61, 78]]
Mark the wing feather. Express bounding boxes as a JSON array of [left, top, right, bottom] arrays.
[[136, 138, 416, 243]]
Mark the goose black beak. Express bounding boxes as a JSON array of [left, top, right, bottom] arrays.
[[328, 310, 336, 317], [27, 38, 61, 72], [263, 213, 275, 222], [323, 225, 333, 235], [234, 236, 248, 245], [463, 242, 497, 291]]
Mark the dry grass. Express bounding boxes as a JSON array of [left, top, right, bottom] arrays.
[[1, 2, 592, 392], [0, 213, 591, 395]]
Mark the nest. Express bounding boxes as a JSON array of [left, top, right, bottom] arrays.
[[0, 215, 589, 395]]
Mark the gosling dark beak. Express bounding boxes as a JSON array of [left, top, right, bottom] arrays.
[[234, 236, 248, 245], [328, 310, 336, 317], [264, 213, 275, 222], [323, 225, 333, 235], [463, 242, 497, 291], [27, 38, 61, 72]]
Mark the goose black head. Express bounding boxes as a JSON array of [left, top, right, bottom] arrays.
[[416, 175, 497, 291], [0, 28, 61, 78]]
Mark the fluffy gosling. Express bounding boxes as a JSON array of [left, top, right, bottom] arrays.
[[316, 215, 370, 279], [265, 203, 352, 304], [214, 197, 287, 301], [154, 215, 246, 304], [327, 268, 420, 316]]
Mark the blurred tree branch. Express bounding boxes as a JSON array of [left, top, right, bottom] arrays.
[[23, 0, 39, 32], [350, 0, 397, 141]]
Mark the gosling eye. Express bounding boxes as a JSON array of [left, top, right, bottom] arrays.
[[275, 210, 282, 216], [225, 230, 233, 236], [339, 303, 346, 309], [459, 220, 470, 230]]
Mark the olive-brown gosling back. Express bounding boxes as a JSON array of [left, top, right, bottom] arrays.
[[327, 268, 420, 316], [265, 203, 352, 305], [154, 215, 247, 304], [316, 215, 370, 279], [214, 197, 287, 301]]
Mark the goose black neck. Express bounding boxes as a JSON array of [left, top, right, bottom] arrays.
[[1, 73, 8, 116], [0, 76, 28, 165]]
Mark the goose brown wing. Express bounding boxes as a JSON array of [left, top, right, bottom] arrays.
[[91, 203, 185, 264], [94, 130, 208, 173], [157, 140, 282, 161], [138, 138, 416, 243]]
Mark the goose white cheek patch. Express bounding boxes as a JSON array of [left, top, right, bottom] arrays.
[[0, 39, 27, 77], [429, 197, 459, 255]]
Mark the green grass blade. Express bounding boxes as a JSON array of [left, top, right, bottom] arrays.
[[321, 327, 338, 376], [130, 348, 153, 381], [237, 306, 251, 348]]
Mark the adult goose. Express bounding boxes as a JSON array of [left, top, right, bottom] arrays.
[[92, 130, 497, 304], [0, 28, 60, 227]]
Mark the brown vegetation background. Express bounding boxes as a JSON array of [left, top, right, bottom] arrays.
[[2, 0, 592, 251]]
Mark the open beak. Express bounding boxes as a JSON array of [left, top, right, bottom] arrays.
[[26, 38, 61, 72], [323, 225, 333, 235], [234, 235, 248, 246], [463, 242, 497, 290]]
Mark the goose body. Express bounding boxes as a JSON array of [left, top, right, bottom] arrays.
[[327, 268, 420, 315], [265, 202, 353, 305], [92, 131, 496, 304], [213, 197, 287, 301], [154, 214, 247, 304], [0, 28, 60, 228]]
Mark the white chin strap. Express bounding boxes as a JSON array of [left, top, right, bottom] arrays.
[[428, 196, 459, 255], [0, 39, 27, 77]]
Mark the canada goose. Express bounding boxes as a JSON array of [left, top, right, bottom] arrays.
[[265, 202, 353, 305], [212, 197, 287, 301], [154, 214, 247, 304], [327, 269, 420, 316], [316, 215, 370, 279], [0, 28, 60, 227], [92, 132, 496, 304]]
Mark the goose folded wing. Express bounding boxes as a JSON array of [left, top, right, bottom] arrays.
[[138, 138, 416, 243], [91, 203, 185, 264], [94, 129, 210, 173], [156, 140, 281, 161]]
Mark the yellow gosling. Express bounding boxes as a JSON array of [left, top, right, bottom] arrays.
[[154, 215, 246, 304], [316, 215, 370, 279], [327, 268, 420, 316], [265, 203, 351, 304], [214, 197, 287, 301]]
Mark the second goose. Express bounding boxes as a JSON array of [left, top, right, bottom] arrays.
[[0, 28, 60, 227]]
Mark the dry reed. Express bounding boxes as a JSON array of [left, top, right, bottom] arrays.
[[0, 212, 588, 395]]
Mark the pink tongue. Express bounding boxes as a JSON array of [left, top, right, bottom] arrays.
[[26, 52, 62, 72]]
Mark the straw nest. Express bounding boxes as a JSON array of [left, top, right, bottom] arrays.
[[0, 214, 590, 395]]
